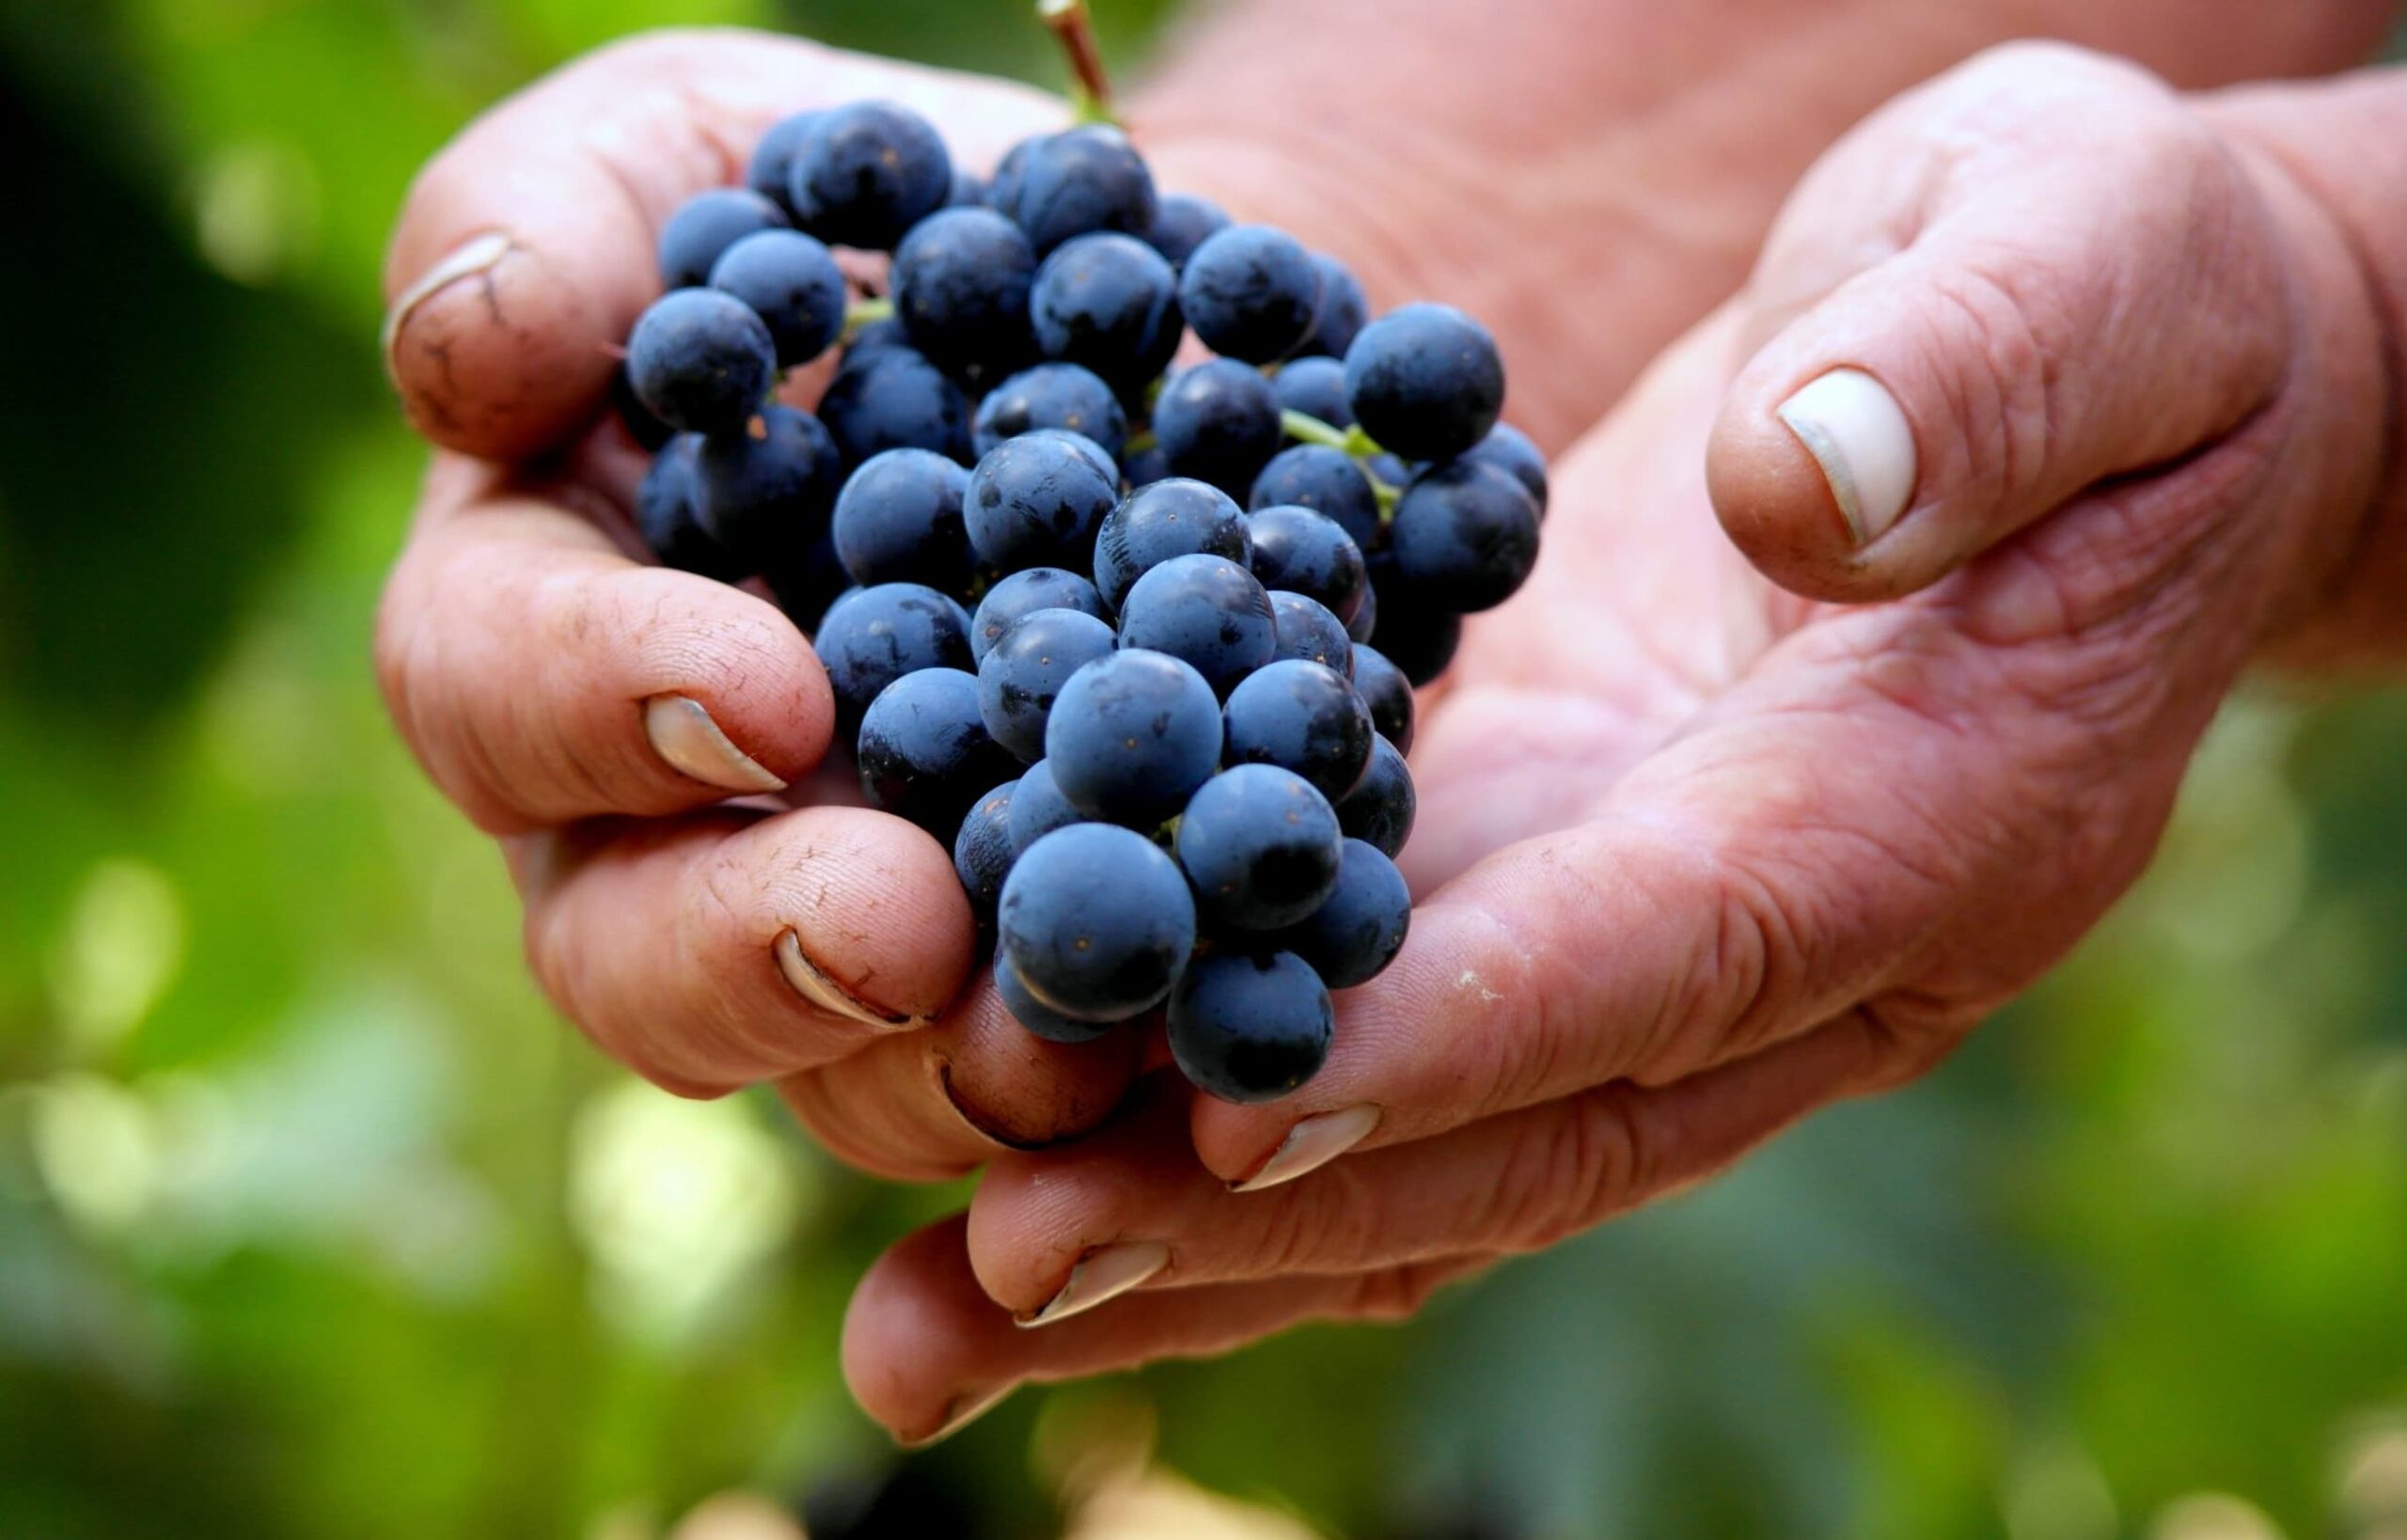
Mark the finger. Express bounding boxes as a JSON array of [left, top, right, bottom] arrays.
[[842, 1213, 1488, 1447], [1705, 42, 2290, 602], [968, 1013, 1905, 1317], [772, 990, 1150, 1184], [377, 459, 835, 835], [514, 803, 976, 1094], [383, 29, 1062, 460]]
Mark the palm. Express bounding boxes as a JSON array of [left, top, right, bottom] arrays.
[[1408, 309, 1796, 892]]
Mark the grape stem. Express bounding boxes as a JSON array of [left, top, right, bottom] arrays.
[[1279, 408, 1350, 450], [841, 295, 895, 342], [1038, 0, 1119, 127], [1282, 409, 1403, 517]]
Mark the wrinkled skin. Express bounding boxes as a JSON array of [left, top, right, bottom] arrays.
[[378, 32, 2395, 1446]]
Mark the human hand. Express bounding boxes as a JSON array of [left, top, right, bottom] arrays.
[[840, 43, 2391, 1444], [376, 33, 1172, 1163]]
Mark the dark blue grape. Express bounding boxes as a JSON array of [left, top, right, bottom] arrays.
[[788, 101, 952, 250], [1222, 657, 1372, 801], [857, 668, 1015, 835], [1007, 757, 1086, 852], [1030, 232, 1182, 392], [657, 188, 789, 290], [1176, 763, 1344, 930], [812, 581, 974, 722], [766, 530, 852, 634], [1249, 447, 1380, 549], [1045, 649, 1221, 826], [965, 431, 1119, 574], [1267, 591, 1354, 675], [1168, 950, 1333, 1103], [1178, 224, 1320, 363], [1460, 422, 1549, 516], [953, 778, 1019, 918], [1363, 451, 1411, 494], [1246, 502, 1368, 622], [1343, 303, 1504, 461], [1270, 355, 1352, 429], [1143, 193, 1230, 269], [1273, 837, 1410, 988], [971, 362, 1127, 463], [1093, 478, 1249, 612], [693, 404, 842, 571], [1365, 563, 1460, 685], [969, 567, 1109, 661], [984, 135, 1040, 215], [747, 112, 823, 214], [1345, 576, 1378, 645], [999, 823, 1195, 1021], [1018, 426, 1118, 484], [626, 289, 777, 435], [830, 448, 974, 592], [1298, 253, 1367, 358], [614, 363, 677, 449], [842, 315, 913, 358], [637, 435, 746, 582], [818, 343, 973, 466], [947, 167, 986, 207], [1153, 358, 1282, 496], [1391, 459, 1540, 612], [1335, 733, 1415, 857], [707, 228, 845, 368], [1114, 553, 1276, 697], [978, 607, 1118, 763], [1348, 644, 1415, 755], [995, 950, 1117, 1043], [1122, 442, 1171, 489], [891, 207, 1037, 373], [1005, 126, 1158, 257]]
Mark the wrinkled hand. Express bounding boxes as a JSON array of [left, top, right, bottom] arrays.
[[376, 34, 1166, 1163], [842, 44, 2387, 1444]]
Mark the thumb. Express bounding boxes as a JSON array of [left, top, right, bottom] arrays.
[[1705, 43, 2290, 603], [382, 30, 1060, 461]]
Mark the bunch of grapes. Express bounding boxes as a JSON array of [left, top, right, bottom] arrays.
[[621, 84, 1546, 1105]]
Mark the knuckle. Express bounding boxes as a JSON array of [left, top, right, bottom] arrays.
[[1348, 1260, 1466, 1323]]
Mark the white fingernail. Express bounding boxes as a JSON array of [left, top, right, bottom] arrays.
[[380, 229, 513, 364], [1775, 368, 1917, 544], [643, 694, 786, 793], [898, 1384, 1015, 1449], [1232, 1104, 1380, 1193], [1016, 1241, 1170, 1328], [774, 930, 921, 1031]]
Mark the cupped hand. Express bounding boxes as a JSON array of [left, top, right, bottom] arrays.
[[377, 33, 1163, 1165], [842, 43, 2390, 1443]]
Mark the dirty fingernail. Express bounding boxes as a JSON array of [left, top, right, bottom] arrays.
[[775, 930, 921, 1032], [1774, 368, 1917, 543], [644, 694, 786, 794], [1232, 1104, 1380, 1193], [1016, 1241, 1170, 1328], [381, 229, 513, 368]]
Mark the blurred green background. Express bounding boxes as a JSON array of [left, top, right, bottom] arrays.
[[2, 2, 2403, 1537]]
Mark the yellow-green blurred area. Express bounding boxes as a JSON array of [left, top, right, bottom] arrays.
[[2, 1, 2404, 1535]]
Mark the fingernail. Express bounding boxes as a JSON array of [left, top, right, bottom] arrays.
[[1015, 1241, 1170, 1328], [774, 931, 922, 1031], [897, 1384, 1015, 1449], [380, 229, 513, 368], [1231, 1103, 1381, 1193], [643, 694, 786, 793], [1774, 368, 1917, 544]]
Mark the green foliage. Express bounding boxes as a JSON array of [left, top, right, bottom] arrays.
[[0, 2, 2402, 1536]]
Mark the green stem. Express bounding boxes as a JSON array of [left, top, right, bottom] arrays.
[[839, 296, 894, 344], [1123, 428, 1158, 454], [1369, 473, 1401, 523], [1343, 423, 1389, 459], [1280, 409, 1352, 450]]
